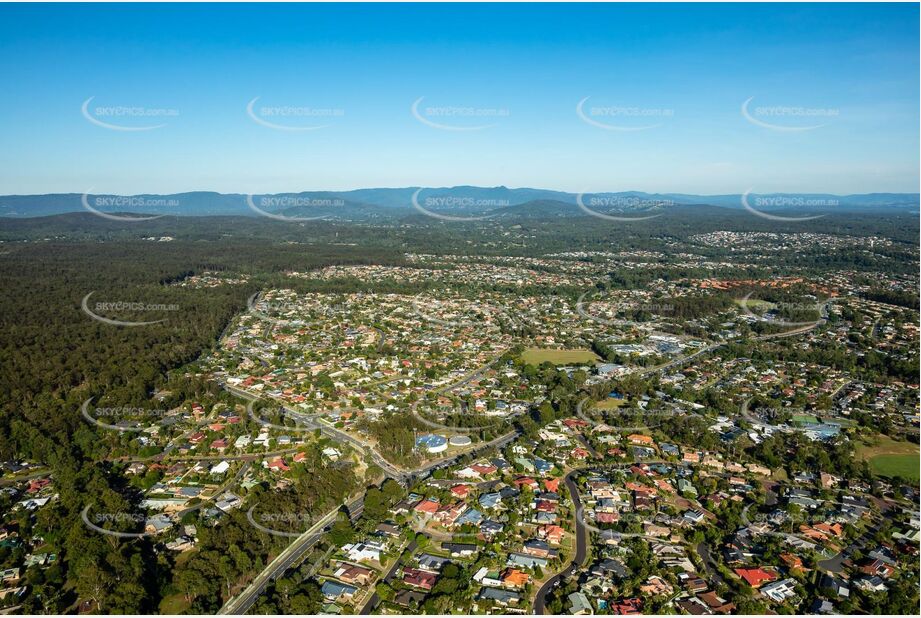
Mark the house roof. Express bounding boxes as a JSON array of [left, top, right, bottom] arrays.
[[501, 568, 530, 587], [320, 580, 357, 598], [479, 586, 519, 604], [735, 567, 779, 588], [414, 499, 439, 514], [568, 592, 592, 613]]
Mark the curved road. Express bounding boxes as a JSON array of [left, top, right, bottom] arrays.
[[533, 470, 587, 615], [636, 298, 832, 378], [220, 389, 518, 614], [410, 350, 512, 434], [532, 457, 721, 614], [219, 297, 834, 615]]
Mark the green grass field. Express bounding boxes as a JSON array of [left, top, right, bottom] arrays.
[[596, 397, 627, 411], [857, 435, 920, 481], [868, 454, 920, 481], [520, 347, 600, 365]]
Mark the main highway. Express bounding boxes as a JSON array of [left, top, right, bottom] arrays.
[[219, 381, 518, 614], [218, 493, 364, 615]]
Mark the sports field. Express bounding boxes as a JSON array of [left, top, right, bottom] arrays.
[[857, 435, 920, 481], [520, 347, 600, 365]]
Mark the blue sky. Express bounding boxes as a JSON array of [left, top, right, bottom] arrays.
[[0, 2, 917, 195]]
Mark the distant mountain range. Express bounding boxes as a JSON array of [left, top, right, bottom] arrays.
[[0, 187, 917, 219]]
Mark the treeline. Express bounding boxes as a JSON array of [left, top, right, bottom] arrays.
[[4, 209, 916, 267], [863, 288, 920, 310], [0, 208, 916, 611], [746, 433, 872, 482], [354, 411, 428, 467]]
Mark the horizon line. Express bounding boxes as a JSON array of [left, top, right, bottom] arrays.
[[2, 186, 919, 199]]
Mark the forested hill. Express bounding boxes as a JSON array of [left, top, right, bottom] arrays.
[[1, 187, 917, 218]]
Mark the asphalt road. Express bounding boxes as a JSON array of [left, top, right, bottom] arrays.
[[695, 542, 725, 585], [177, 461, 251, 519], [575, 433, 600, 459], [289, 409, 519, 484], [219, 494, 363, 615], [533, 470, 587, 615], [637, 298, 832, 378], [219, 381, 518, 615], [410, 350, 512, 434], [218, 295, 835, 615], [286, 410, 406, 479], [818, 520, 883, 574]]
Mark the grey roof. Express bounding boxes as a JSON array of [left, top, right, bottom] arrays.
[[479, 492, 501, 509], [524, 538, 551, 553], [568, 592, 593, 613], [534, 512, 556, 523], [479, 587, 520, 604], [480, 519, 503, 534], [455, 508, 483, 526], [507, 552, 548, 568], [592, 558, 630, 579], [321, 580, 357, 599], [394, 589, 427, 607], [417, 553, 450, 571], [443, 542, 477, 555]]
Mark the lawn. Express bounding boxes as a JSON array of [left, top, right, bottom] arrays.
[[771, 468, 789, 482], [868, 455, 920, 481], [520, 347, 600, 365], [734, 298, 774, 311], [596, 398, 627, 411], [857, 435, 920, 481], [159, 594, 191, 614]]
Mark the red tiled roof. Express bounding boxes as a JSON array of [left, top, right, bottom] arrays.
[[734, 567, 778, 588], [414, 499, 439, 514]]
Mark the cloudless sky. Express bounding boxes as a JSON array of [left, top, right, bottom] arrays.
[[0, 2, 918, 195]]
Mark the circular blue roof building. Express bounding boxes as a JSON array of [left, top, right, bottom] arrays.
[[415, 433, 448, 453]]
